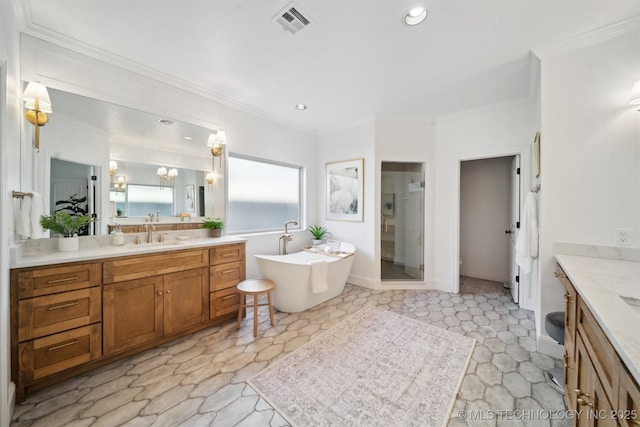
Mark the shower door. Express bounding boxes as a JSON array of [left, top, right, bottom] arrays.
[[381, 162, 425, 281]]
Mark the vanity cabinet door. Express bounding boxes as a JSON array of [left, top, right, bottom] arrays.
[[618, 365, 640, 427], [103, 276, 164, 356], [164, 268, 208, 335]]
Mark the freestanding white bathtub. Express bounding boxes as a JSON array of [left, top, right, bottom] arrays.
[[255, 242, 355, 313]]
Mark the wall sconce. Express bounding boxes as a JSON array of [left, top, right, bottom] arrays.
[[207, 130, 227, 169], [109, 160, 118, 181], [112, 176, 127, 192], [628, 79, 640, 110], [206, 172, 215, 191], [157, 167, 178, 189], [23, 81, 53, 152]]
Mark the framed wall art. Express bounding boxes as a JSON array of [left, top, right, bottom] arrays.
[[185, 184, 195, 213], [326, 158, 364, 222]]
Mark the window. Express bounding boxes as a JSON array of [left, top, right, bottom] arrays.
[[228, 154, 302, 233], [110, 184, 174, 218]]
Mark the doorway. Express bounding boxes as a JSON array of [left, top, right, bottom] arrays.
[[380, 162, 424, 281], [459, 156, 520, 300], [50, 158, 97, 235]]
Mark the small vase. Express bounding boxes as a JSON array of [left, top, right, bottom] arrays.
[[58, 236, 79, 252], [312, 239, 323, 246], [210, 229, 222, 238]]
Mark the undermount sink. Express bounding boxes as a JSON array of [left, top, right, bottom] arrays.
[[125, 240, 185, 248], [620, 295, 640, 315]]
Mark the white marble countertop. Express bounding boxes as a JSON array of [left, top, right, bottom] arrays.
[[10, 234, 247, 269], [555, 252, 640, 384]]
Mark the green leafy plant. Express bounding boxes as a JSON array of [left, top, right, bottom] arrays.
[[40, 212, 96, 238], [54, 194, 91, 235], [201, 217, 225, 230], [307, 225, 331, 240]]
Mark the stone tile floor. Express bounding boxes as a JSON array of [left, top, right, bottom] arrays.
[[11, 278, 568, 427]]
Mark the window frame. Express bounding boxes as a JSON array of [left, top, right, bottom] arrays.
[[227, 153, 303, 234]]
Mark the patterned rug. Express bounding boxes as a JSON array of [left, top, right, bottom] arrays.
[[248, 305, 475, 426]]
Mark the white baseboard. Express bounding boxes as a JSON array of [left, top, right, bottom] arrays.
[[347, 274, 379, 290], [537, 334, 564, 359]]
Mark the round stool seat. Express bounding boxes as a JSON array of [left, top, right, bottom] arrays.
[[237, 279, 275, 294], [545, 311, 565, 345], [236, 279, 276, 337]]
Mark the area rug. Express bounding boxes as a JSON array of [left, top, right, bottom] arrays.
[[248, 305, 475, 427]]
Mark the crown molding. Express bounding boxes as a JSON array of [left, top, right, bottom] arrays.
[[19, 14, 316, 136], [533, 15, 640, 59]]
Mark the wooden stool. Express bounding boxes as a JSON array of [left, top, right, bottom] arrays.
[[236, 279, 276, 337]]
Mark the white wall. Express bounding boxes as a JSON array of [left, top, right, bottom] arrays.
[[460, 156, 512, 282], [317, 120, 376, 287], [434, 101, 537, 294], [1, 1, 23, 423], [538, 28, 640, 350]]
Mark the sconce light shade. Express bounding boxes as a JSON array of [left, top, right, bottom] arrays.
[[215, 130, 227, 145], [168, 168, 178, 178], [109, 160, 118, 176], [157, 166, 178, 189], [23, 82, 52, 113], [207, 133, 216, 148], [206, 172, 215, 191], [23, 81, 53, 152], [628, 80, 640, 105], [157, 167, 167, 177]]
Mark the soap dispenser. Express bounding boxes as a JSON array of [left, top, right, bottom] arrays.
[[111, 224, 125, 246]]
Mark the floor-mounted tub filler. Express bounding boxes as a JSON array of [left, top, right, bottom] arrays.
[[255, 242, 355, 313]]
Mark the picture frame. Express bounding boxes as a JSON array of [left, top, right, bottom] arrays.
[[382, 193, 395, 217], [533, 131, 540, 178], [408, 174, 423, 192], [185, 184, 195, 213], [326, 158, 364, 222]]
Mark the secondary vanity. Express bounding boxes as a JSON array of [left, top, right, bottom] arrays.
[[555, 244, 640, 426], [10, 235, 246, 402]]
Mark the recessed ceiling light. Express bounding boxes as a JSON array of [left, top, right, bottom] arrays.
[[183, 136, 192, 140], [157, 118, 175, 126], [404, 7, 427, 26], [295, 104, 308, 110]]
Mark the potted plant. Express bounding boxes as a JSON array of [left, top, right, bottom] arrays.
[[307, 225, 331, 245], [202, 217, 224, 237], [40, 212, 96, 251]]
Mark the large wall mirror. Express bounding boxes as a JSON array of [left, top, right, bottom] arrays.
[[26, 86, 224, 235]]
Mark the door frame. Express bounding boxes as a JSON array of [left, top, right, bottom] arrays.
[[453, 145, 532, 306]]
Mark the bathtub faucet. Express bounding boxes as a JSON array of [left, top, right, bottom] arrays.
[[279, 220, 298, 255]]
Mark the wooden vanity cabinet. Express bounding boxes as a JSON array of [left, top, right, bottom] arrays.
[[11, 261, 103, 402], [209, 243, 245, 320], [558, 262, 640, 426], [12, 242, 245, 402], [102, 250, 209, 355]]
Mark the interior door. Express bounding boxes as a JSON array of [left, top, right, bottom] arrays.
[[509, 155, 521, 303]]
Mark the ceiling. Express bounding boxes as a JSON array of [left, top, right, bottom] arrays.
[[20, 0, 640, 133]]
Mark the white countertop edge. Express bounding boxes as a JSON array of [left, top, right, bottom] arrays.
[[10, 236, 247, 269], [555, 253, 640, 385]]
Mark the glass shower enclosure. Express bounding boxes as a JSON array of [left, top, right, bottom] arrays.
[[381, 162, 425, 281]]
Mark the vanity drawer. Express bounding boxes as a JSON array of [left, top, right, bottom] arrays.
[[210, 287, 241, 319], [103, 249, 208, 283], [210, 261, 244, 291], [176, 223, 200, 230], [210, 244, 245, 265], [16, 262, 102, 299], [18, 287, 101, 342], [19, 324, 102, 382], [576, 297, 619, 405]]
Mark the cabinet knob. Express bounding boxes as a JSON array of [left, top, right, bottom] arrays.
[[157, 291, 162, 296], [166, 290, 171, 294]]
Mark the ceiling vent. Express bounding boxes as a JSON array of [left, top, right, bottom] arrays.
[[274, 3, 311, 35]]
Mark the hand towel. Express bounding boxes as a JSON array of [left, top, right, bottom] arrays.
[[516, 191, 538, 274], [30, 192, 44, 239], [309, 260, 329, 294], [15, 196, 32, 238]]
